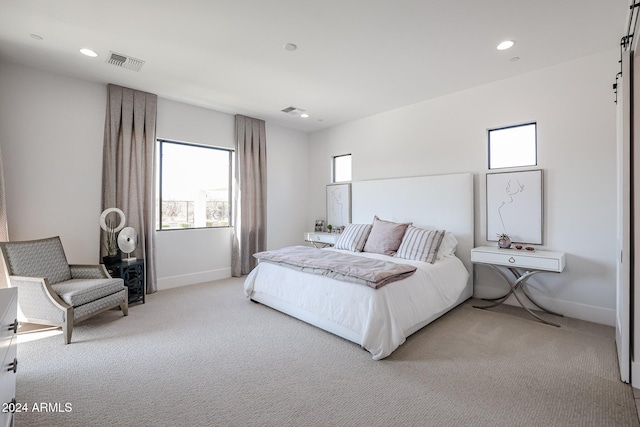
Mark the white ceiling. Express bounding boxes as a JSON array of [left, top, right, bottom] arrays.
[[0, 1, 629, 133]]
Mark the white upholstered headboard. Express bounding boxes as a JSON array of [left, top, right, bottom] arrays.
[[351, 173, 474, 288]]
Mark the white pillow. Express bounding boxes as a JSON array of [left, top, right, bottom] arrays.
[[395, 226, 446, 264], [436, 232, 458, 260], [334, 223, 372, 252]]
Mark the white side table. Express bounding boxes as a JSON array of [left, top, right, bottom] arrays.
[[304, 232, 339, 248], [471, 246, 566, 327]]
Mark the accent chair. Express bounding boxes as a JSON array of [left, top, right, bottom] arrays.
[[0, 236, 128, 344]]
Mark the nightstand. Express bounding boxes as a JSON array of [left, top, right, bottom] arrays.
[[304, 232, 339, 248], [105, 259, 145, 304], [471, 246, 566, 327]]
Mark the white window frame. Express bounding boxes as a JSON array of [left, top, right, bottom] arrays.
[[488, 122, 537, 170], [332, 153, 352, 183]]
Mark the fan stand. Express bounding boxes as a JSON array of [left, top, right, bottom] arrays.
[[122, 252, 137, 263]]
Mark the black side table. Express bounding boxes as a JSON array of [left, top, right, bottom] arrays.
[[105, 259, 145, 304]]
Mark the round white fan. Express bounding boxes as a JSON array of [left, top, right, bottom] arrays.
[[117, 227, 138, 262]]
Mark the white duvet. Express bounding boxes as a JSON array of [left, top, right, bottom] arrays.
[[244, 248, 469, 359]]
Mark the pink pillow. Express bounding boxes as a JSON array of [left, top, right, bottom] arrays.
[[363, 216, 411, 256]]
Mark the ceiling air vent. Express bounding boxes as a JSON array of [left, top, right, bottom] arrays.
[[106, 51, 145, 72], [281, 106, 306, 116]]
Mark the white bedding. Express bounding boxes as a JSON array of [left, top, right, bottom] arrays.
[[244, 248, 469, 359]]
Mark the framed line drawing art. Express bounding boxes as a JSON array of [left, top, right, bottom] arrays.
[[486, 169, 543, 244], [326, 183, 351, 230]]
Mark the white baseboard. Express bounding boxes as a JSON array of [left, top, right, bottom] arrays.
[[474, 284, 615, 326], [632, 360, 640, 387], [157, 268, 231, 291]]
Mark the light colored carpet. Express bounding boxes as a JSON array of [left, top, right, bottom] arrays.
[[13, 277, 639, 426]]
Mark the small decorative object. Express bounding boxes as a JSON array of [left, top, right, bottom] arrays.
[[100, 207, 126, 264], [102, 218, 120, 264], [117, 227, 138, 263], [315, 220, 324, 232], [327, 224, 333, 233], [497, 233, 512, 249]]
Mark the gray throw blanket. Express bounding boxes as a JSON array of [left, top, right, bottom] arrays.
[[253, 246, 416, 289]]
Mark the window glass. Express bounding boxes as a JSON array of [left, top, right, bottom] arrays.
[[488, 123, 537, 169], [157, 140, 232, 230], [333, 154, 352, 182]]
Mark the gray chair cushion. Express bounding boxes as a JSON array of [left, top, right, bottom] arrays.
[[1, 236, 72, 284], [51, 278, 125, 307]]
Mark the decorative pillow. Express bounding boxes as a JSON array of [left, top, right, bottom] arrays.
[[395, 226, 446, 264], [334, 223, 372, 252], [363, 216, 411, 256], [436, 231, 458, 260]]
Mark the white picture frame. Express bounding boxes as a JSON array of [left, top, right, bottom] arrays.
[[326, 183, 351, 230], [486, 169, 543, 244]]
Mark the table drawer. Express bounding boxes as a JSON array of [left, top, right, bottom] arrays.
[[0, 335, 16, 427], [472, 249, 565, 272], [304, 233, 339, 245], [0, 290, 17, 361], [0, 288, 16, 427]]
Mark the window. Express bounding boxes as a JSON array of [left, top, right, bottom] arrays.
[[488, 122, 537, 169], [333, 154, 352, 182], [157, 139, 233, 230]]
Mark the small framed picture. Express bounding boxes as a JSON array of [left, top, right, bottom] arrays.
[[315, 220, 324, 232]]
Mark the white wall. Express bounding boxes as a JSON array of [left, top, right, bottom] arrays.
[[308, 49, 619, 325], [0, 62, 106, 261], [155, 99, 309, 289], [154, 99, 236, 289], [0, 60, 310, 291], [265, 124, 310, 250], [0, 50, 620, 323]]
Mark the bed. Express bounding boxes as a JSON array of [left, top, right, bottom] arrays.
[[244, 173, 474, 359]]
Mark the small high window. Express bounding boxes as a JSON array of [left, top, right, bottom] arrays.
[[333, 154, 352, 182], [488, 122, 537, 169]]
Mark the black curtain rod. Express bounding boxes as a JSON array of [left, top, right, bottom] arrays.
[[627, 1, 640, 48]]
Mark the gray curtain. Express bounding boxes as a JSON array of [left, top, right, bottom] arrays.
[[232, 115, 267, 276], [102, 84, 158, 293], [0, 143, 8, 288]]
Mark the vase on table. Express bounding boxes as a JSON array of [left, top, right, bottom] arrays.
[[498, 238, 512, 249]]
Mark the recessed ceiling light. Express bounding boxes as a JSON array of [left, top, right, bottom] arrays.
[[284, 43, 297, 52], [300, 113, 309, 118], [80, 48, 98, 57], [497, 40, 515, 51], [30, 34, 43, 40]]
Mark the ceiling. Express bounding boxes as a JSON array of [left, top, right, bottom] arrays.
[[0, 1, 629, 133]]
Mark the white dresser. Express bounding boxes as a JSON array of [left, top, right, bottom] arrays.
[[0, 288, 17, 427], [304, 232, 339, 247]]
